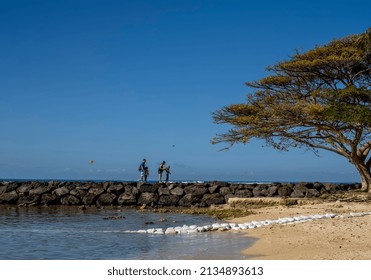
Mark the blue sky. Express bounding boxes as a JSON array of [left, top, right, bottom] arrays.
[[0, 0, 369, 182]]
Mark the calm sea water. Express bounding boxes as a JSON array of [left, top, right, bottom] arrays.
[[0, 206, 253, 260]]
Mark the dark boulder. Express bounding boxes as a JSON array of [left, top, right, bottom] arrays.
[[170, 187, 184, 196], [0, 191, 19, 203], [178, 194, 202, 207], [117, 193, 137, 205], [18, 194, 40, 205], [219, 187, 232, 195], [229, 185, 239, 193], [253, 185, 268, 197], [138, 183, 159, 193], [82, 193, 98, 206], [102, 182, 111, 190], [80, 187, 105, 205], [166, 183, 176, 190], [306, 188, 320, 198], [97, 193, 117, 205], [30, 181, 45, 188], [339, 184, 352, 191], [88, 187, 105, 197], [52, 187, 70, 198], [158, 195, 180, 206], [238, 184, 257, 190], [235, 189, 253, 198], [75, 183, 91, 190], [184, 185, 209, 196], [277, 185, 293, 197], [138, 192, 158, 205], [313, 182, 325, 191], [201, 193, 225, 206], [291, 183, 308, 198], [70, 189, 87, 200], [2, 182, 20, 192], [47, 181, 61, 190], [319, 188, 329, 195], [296, 182, 313, 188], [0, 186, 7, 195], [107, 184, 124, 195], [208, 184, 220, 194], [16, 185, 33, 195], [64, 183, 77, 191], [209, 181, 229, 187], [124, 185, 139, 196], [62, 181, 75, 188], [158, 187, 170, 196], [40, 193, 58, 205], [324, 183, 338, 193], [267, 186, 279, 197], [29, 185, 55, 196], [60, 195, 81, 205]]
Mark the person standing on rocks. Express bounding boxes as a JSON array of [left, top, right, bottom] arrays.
[[138, 159, 147, 182], [164, 165, 171, 183], [143, 166, 149, 182], [158, 161, 166, 183]]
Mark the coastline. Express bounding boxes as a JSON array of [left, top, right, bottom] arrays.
[[0, 204, 253, 260], [2, 180, 371, 260], [229, 199, 371, 259]]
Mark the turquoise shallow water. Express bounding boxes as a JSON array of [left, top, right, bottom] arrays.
[[0, 206, 253, 259]]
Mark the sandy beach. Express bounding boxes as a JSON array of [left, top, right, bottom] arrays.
[[229, 196, 371, 260]]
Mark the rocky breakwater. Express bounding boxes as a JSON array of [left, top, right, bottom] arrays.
[[0, 180, 361, 207]]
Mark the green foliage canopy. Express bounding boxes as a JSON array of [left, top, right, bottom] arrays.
[[212, 29, 371, 190]]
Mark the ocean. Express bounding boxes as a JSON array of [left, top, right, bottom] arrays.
[[0, 206, 254, 260]]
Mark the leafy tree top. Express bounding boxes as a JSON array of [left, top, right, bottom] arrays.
[[213, 29, 371, 154], [212, 28, 371, 190]]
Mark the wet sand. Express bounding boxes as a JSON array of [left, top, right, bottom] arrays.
[[229, 200, 371, 259]]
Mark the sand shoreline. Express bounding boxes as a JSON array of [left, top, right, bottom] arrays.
[[1, 191, 371, 260], [229, 199, 371, 260]]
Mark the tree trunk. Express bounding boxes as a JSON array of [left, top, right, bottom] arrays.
[[354, 163, 371, 192]]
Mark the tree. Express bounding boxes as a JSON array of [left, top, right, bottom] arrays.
[[212, 29, 371, 191]]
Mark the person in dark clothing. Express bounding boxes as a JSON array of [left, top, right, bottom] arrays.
[[164, 165, 171, 183], [138, 159, 146, 182], [158, 161, 166, 183], [143, 166, 149, 182]]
